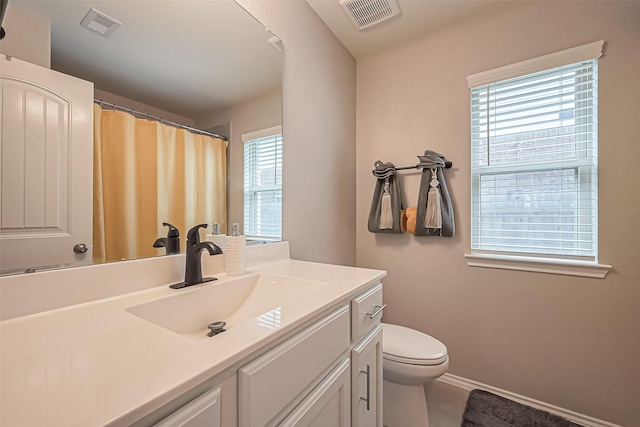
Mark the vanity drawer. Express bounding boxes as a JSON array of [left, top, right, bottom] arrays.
[[351, 283, 384, 343], [239, 305, 350, 427]]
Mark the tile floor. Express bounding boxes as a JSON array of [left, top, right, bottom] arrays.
[[383, 380, 469, 427], [426, 380, 470, 426]]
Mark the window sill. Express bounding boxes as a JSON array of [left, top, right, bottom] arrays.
[[464, 253, 612, 278]]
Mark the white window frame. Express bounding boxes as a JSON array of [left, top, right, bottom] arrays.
[[465, 41, 611, 278], [242, 126, 283, 242]]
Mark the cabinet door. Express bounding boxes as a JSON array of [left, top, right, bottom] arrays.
[[153, 388, 221, 427], [239, 306, 349, 427], [352, 325, 383, 427], [278, 358, 350, 427]]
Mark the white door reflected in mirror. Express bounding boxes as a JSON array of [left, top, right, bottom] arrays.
[[0, 55, 93, 274]]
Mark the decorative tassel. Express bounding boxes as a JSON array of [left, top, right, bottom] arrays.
[[379, 179, 393, 229], [425, 169, 442, 229]]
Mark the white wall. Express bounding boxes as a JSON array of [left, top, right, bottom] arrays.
[[0, 3, 50, 68], [356, 2, 640, 425], [237, 0, 357, 266]]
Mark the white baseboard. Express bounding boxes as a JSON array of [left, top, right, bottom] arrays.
[[436, 373, 622, 427]]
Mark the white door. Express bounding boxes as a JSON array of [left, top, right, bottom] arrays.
[[0, 55, 93, 274]]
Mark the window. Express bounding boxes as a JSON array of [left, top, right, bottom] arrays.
[[466, 41, 610, 278], [243, 126, 282, 241]]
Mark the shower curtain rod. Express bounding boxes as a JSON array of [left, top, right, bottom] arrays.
[[94, 99, 228, 141]]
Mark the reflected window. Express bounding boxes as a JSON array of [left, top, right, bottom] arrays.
[[250, 307, 282, 330], [243, 126, 283, 241]]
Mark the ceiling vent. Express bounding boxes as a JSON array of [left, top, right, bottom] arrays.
[[80, 8, 121, 38], [339, 0, 400, 30]]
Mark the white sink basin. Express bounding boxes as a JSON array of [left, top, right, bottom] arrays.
[[126, 274, 329, 340]]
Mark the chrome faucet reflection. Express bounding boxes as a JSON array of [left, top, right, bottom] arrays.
[[170, 224, 223, 289]]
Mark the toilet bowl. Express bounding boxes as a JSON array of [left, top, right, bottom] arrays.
[[382, 323, 449, 427]]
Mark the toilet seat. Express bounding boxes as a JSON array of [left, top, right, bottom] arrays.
[[382, 323, 448, 366]]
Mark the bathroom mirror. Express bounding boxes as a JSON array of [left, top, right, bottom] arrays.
[[1, 0, 282, 274]]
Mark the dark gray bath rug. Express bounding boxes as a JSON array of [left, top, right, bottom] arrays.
[[461, 390, 582, 427]]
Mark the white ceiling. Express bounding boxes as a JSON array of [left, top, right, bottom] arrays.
[[7, 0, 515, 119], [10, 0, 283, 119], [306, 0, 515, 59]]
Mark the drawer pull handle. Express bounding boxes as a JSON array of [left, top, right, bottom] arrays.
[[367, 304, 387, 319], [360, 364, 371, 410]]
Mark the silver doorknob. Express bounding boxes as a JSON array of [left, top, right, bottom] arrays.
[[73, 243, 88, 254]]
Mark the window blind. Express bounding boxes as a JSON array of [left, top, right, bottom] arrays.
[[243, 132, 282, 240], [470, 59, 598, 259]]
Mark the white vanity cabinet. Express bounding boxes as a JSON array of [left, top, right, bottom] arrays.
[[236, 282, 385, 427], [0, 250, 388, 427], [138, 282, 384, 427], [236, 282, 384, 427]]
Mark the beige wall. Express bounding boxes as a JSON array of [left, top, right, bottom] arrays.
[[238, 0, 357, 266], [196, 88, 283, 233], [356, 2, 640, 425], [0, 3, 50, 68]]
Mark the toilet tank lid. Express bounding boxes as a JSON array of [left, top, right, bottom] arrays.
[[382, 323, 448, 364]]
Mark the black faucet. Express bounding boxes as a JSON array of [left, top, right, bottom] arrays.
[[170, 224, 223, 289], [153, 222, 181, 255]]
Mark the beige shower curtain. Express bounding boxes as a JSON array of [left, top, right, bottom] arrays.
[[93, 104, 227, 263]]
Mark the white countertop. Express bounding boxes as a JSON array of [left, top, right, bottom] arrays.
[[0, 257, 385, 426]]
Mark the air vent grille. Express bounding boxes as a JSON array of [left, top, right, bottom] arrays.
[[339, 0, 400, 30], [80, 8, 121, 38]]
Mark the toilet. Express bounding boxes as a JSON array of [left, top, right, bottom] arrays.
[[382, 323, 449, 427]]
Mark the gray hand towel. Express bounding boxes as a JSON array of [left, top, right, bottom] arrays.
[[414, 151, 455, 237], [368, 161, 403, 234]]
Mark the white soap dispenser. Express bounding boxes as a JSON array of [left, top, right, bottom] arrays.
[[225, 223, 246, 276]]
